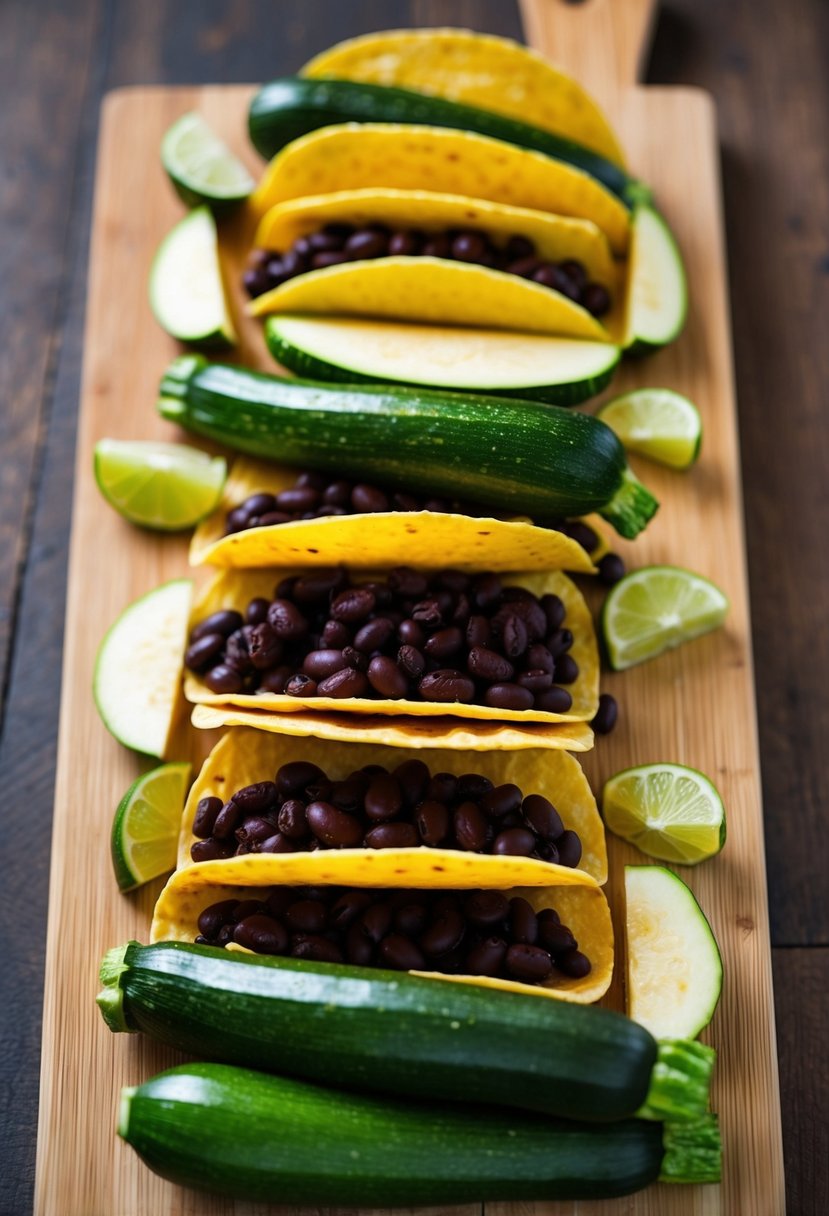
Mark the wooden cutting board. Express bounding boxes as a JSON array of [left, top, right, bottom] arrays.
[[34, 0, 786, 1212]]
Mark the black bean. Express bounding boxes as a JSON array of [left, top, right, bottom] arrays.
[[212, 800, 241, 840], [378, 934, 426, 971], [329, 587, 375, 623], [493, 827, 537, 856], [397, 618, 425, 648], [582, 282, 611, 316], [285, 899, 328, 934], [231, 781, 278, 814], [451, 230, 488, 262], [241, 492, 277, 518], [361, 773, 400, 822], [467, 645, 514, 682], [330, 890, 374, 930], [350, 483, 390, 513], [394, 902, 430, 937], [564, 520, 598, 552], [345, 228, 389, 259], [509, 897, 539, 945], [190, 837, 235, 862], [453, 801, 488, 851], [366, 655, 409, 699], [420, 908, 465, 957], [320, 619, 350, 648], [547, 629, 574, 657], [505, 943, 553, 982], [235, 816, 278, 847], [465, 937, 507, 976], [522, 794, 564, 841], [555, 830, 582, 869], [267, 598, 309, 639], [344, 922, 374, 965], [480, 783, 523, 820], [557, 949, 592, 978], [554, 654, 580, 685], [506, 234, 536, 261], [191, 610, 243, 641], [536, 907, 561, 940], [197, 900, 239, 939], [274, 799, 307, 840], [516, 669, 552, 693], [243, 267, 270, 297], [393, 758, 430, 808], [275, 486, 319, 514], [456, 773, 494, 801], [296, 567, 349, 604], [329, 779, 364, 812], [285, 673, 317, 697], [533, 262, 580, 299], [388, 229, 420, 256], [426, 772, 458, 803], [233, 915, 288, 954], [415, 799, 450, 845], [185, 632, 226, 671], [259, 833, 296, 853], [203, 663, 243, 694], [354, 617, 394, 653], [245, 598, 271, 627], [419, 669, 475, 703], [317, 667, 369, 699], [365, 822, 419, 849], [484, 683, 534, 711], [507, 255, 542, 279], [534, 686, 574, 714], [224, 628, 253, 674], [500, 613, 529, 658], [192, 795, 223, 838], [541, 594, 566, 632], [305, 801, 363, 848], [597, 552, 626, 586], [421, 233, 450, 258], [471, 572, 502, 610], [386, 566, 427, 597], [277, 761, 324, 798], [591, 693, 618, 735], [360, 901, 393, 943], [291, 933, 344, 963], [303, 648, 346, 679], [411, 598, 443, 629], [422, 626, 462, 661], [397, 644, 425, 679], [464, 890, 510, 927], [541, 923, 578, 957], [342, 645, 368, 672], [558, 259, 587, 290]]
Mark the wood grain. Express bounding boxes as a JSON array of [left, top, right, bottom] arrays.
[[32, 12, 785, 1216]]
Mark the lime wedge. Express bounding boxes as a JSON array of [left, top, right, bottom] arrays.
[[149, 206, 236, 347], [111, 761, 191, 891], [625, 865, 722, 1039], [602, 565, 728, 671], [94, 439, 226, 531], [602, 763, 726, 865], [598, 388, 702, 469], [161, 111, 254, 210], [94, 579, 193, 757]]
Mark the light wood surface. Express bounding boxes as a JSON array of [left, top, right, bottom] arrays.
[[34, 5, 785, 1213]]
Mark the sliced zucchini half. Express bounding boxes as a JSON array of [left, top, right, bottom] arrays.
[[623, 206, 687, 355], [149, 206, 236, 348], [265, 316, 620, 407]]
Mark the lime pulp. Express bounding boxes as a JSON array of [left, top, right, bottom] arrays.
[[602, 565, 728, 670], [111, 761, 191, 891], [602, 763, 726, 865], [94, 439, 226, 530], [598, 387, 702, 469], [162, 111, 254, 208]]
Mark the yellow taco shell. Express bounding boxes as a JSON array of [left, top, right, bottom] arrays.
[[248, 256, 614, 341], [184, 567, 600, 726], [191, 705, 595, 753], [255, 189, 619, 291], [175, 727, 607, 883], [250, 124, 630, 256], [151, 874, 612, 1004], [191, 456, 597, 575], [302, 28, 626, 167]]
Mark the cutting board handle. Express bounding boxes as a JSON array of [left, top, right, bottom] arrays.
[[519, 0, 658, 94]]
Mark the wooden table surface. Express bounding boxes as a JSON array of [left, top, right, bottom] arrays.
[[1, 2, 826, 1214]]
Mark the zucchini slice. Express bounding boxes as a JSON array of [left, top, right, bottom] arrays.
[[149, 207, 236, 347], [624, 206, 688, 353], [264, 316, 619, 406], [302, 28, 627, 166]]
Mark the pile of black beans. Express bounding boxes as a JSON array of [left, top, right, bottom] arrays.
[[185, 565, 580, 711], [195, 883, 591, 984], [243, 224, 612, 317], [190, 758, 583, 868]]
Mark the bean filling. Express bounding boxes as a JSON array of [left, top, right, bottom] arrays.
[[190, 758, 584, 869], [194, 883, 592, 984], [243, 224, 612, 317], [185, 565, 580, 711]]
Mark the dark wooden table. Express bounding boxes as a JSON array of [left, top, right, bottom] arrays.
[[1, 2, 826, 1213]]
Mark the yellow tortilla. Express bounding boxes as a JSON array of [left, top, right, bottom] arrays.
[[302, 28, 626, 167], [185, 567, 600, 725], [255, 189, 619, 290], [248, 256, 614, 341], [175, 727, 607, 882], [190, 456, 596, 575], [151, 875, 612, 1004], [250, 125, 630, 256], [191, 705, 595, 754]]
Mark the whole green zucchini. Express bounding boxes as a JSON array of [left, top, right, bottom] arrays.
[[120, 1062, 721, 1204], [247, 77, 649, 206], [158, 355, 658, 538], [99, 943, 713, 1124]]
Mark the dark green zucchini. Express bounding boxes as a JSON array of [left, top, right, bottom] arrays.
[[99, 943, 714, 1124], [120, 1061, 720, 1204], [157, 355, 658, 538], [248, 77, 649, 206]]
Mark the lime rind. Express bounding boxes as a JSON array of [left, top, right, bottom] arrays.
[[602, 763, 726, 865], [162, 112, 254, 209], [112, 761, 191, 891], [602, 565, 728, 671], [598, 388, 702, 470], [94, 439, 227, 531]]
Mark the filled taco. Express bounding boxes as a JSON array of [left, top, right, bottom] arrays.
[[190, 455, 603, 574], [174, 728, 608, 884], [246, 188, 621, 340], [183, 565, 601, 731], [250, 125, 630, 255]]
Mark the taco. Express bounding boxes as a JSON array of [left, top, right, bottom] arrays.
[[190, 455, 601, 574], [247, 188, 621, 340], [183, 566, 601, 731], [174, 727, 608, 884], [301, 28, 626, 166], [250, 125, 630, 256]]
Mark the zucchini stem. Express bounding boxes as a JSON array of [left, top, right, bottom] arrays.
[[659, 1114, 722, 1184], [118, 1087, 137, 1139], [637, 1039, 716, 1122], [97, 942, 138, 1033], [599, 466, 659, 538]]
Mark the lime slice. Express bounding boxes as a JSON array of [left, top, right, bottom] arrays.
[[602, 763, 726, 865], [149, 206, 236, 347], [598, 388, 701, 469], [94, 579, 193, 757], [602, 565, 728, 671], [161, 111, 254, 210], [94, 439, 226, 531], [625, 865, 723, 1039], [111, 761, 191, 891]]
